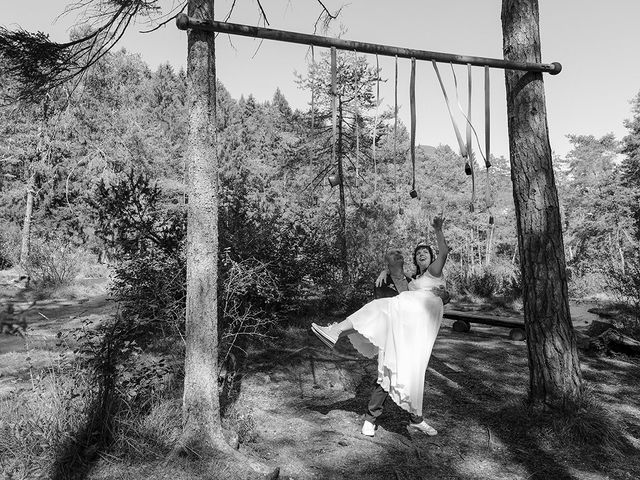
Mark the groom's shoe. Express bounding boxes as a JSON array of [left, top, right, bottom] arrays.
[[311, 323, 339, 349], [361, 420, 376, 437], [407, 420, 438, 436]]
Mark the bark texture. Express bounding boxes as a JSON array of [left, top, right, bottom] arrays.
[[179, 0, 226, 452], [176, 6, 281, 477], [501, 0, 583, 411], [20, 100, 47, 266], [336, 99, 349, 282]]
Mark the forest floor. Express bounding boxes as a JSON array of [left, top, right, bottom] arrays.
[[1, 271, 639, 480]]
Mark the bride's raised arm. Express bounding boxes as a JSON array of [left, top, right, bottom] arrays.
[[427, 216, 450, 277]]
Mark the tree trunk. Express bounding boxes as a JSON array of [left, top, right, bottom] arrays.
[[178, 0, 227, 453], [20, 99, 48, 267], [337, 99, 349, 282], [486, 222, 495, 266], [502, 0, 583, 411], [616, 228, 625, 274], [172, 4, 280, 476], [19, 175, 34, 266]]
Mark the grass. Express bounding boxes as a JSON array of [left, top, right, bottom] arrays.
[[0, 362, 93, 480], [495, 393, 631, 464], [110, 398, 182, 461]]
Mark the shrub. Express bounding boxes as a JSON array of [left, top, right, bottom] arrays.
[[607, 257, 640, 318], [446, 258, 521, 301], [218, 252, 281, 365], [605, 257, 640, 339], [110, 248, 281, 350], [111, 250, 186, 338], [0, 223, 21, 269], [24, 234, 81, 288], [568, 271, 608, 298]]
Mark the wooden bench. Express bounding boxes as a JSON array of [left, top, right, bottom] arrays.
[[443, 310, 526, 341]]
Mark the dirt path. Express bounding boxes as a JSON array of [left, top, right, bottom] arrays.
[[0, 277, 114, 398], [2, 280, 637, 479]]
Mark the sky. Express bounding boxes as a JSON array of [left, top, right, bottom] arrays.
[[2, 0, 640, 160]]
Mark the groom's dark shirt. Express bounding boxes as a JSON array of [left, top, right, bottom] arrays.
[[374, 273, 412, 299]]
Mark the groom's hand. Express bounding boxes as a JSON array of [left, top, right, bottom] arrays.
[[433, 287, 451, 305], [374, 269, 388, 288]]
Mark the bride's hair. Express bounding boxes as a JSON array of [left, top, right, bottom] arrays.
[[412, 242, 434, 278]]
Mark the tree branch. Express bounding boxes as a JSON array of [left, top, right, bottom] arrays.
[[0, 0, 343, 102], [0, 1, 154, 102], [313, 1, 342, 34], [139, 2, 188, 34], [255, 0, 271, 26]]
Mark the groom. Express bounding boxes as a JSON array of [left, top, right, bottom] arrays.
[[361, 247, 449, 437]]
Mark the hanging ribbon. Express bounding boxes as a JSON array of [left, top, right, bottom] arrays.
[[394, 55, 400, 206], [310, 46, 316, 166], [466, 64, 476, 211], [485, 68, 495, 255], [373, 54, 380, 193], [484, 65, 491, 169], [465, 64, 473, 175], [484, 65, 494, 212], [394, 56, 398, 166], [432, 61, 467, 158], [450, 63, 488, 168], [410, 57, 417, 196], [354, 50, 360, 187], [331, 47, 337, 178]]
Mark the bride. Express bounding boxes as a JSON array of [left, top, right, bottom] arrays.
[[311, 216, 450, 435]]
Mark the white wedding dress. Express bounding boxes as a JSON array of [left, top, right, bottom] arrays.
[[347, 271, 445, 417]]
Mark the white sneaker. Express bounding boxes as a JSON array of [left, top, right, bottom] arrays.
[[407, 421, 438, 436], [311, 322, 339, 349], [361, 420, 376, 437]]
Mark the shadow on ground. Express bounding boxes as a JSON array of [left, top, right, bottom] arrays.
[[234, 319, 640, 480]]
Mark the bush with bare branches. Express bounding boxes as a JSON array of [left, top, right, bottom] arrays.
[[24, 234, 81, 288]]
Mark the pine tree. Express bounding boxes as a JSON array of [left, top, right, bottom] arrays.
[[621, 91, 640, 242], [502, 0, 583, 412]]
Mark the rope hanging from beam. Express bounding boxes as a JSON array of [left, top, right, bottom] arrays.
[[484, 66, 491, 169], [394, 55, 400, 211], [409, 57, 417, 198], [484, 65, 495, 228], [485, 65, 494, 209], [310, 46, 316, 167], [353, 49, 360, 188], [465, 64, 476, 212], [432, 61, 467, 158], [372, 54, 380, 194], [393, 56, 398, 167], [331, 47, 338, 183]]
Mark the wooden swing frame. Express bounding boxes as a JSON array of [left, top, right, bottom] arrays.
[[175, 14, 556, 213], [176, 15, 562, 75]]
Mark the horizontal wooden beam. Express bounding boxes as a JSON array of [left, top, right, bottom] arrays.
[[176, 14, 562, 75], [444, 310, 524, 329]]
